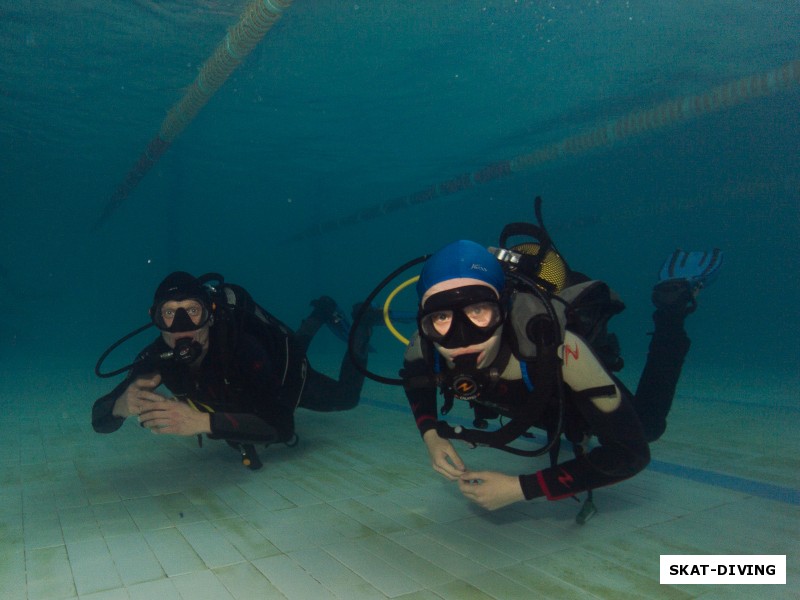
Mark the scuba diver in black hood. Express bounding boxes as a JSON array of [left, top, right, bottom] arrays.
[[92, 271, 382, 469], [384, 208, 723, 517]]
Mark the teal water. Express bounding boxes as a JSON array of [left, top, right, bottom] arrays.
[[1, 1, 798, 393], [1, 4, 799, 598]]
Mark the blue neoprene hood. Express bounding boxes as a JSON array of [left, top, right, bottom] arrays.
[[417, 240, 505, 301]]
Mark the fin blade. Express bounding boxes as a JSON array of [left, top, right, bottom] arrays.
[[325, 305, 352, 343], [658, 248, 723, 289]]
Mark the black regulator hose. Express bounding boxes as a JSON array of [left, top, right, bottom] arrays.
[[94, 322, 155, 378], [432, 267, 567, 458], [348, 254, 430, 386], [508, 268, 567, 456], [346, 246, 568, 459]]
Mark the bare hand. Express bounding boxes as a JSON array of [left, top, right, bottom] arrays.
[[422, 429, 465, 480], [112, 374, 167, 418], [139, 400, 211, 436], [458, 470, 525, 511]]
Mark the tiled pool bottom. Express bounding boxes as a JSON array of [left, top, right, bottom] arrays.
[[0, 367, 796, 599]]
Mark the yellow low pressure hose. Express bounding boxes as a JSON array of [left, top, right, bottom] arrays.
[[382, 275, 419, 346]]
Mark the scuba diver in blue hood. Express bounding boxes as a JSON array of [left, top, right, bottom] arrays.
[[390, 206, 723, 517], [92, 271, 382, 469]]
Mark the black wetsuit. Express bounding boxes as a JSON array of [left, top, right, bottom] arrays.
[[92, 308, 371, 444], [402, 307, 690, 501]]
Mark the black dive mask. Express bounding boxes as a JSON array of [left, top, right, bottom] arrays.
[[151, 301, 212, 332], [419, 285, 504, 349]]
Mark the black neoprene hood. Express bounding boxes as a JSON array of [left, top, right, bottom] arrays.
[[152, 271, 210, 306]]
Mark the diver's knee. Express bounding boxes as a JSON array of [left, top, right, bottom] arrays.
[[634, 441, 651, 472], [338, 393, 360, 410]]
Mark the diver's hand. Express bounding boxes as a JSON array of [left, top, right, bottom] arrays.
[[138, 400, 211, 436], [422, 429, 465, 480], [458, 470, 525, 511], [112, 374, 167, 418]]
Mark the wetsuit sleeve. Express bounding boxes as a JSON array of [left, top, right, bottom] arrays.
[[91, 345, 160, 434], [518, 386, 650, 500], [91, 376, 131, 433], [206, 335, 293, 444], [401, 347, 438, 436], [404, 384, 439, 436]]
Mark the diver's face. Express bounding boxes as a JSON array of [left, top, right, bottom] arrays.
[[157, 300, 212, 353], [157, 299, 206, 329], [420, 278, 503, 368]]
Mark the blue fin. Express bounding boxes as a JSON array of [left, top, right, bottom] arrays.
[[325, 304, 352, 343], [658, 248, 723, 290], [325, 304, 378, 352]]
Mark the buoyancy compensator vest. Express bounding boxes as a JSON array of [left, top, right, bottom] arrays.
[[426, 197, 627, 456], [96, 274, 307, 411], [201, 278, 307, 408]]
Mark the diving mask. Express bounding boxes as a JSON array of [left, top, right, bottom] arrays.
[[418, 285, 504, 349], [152, 299, 212, 333]]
